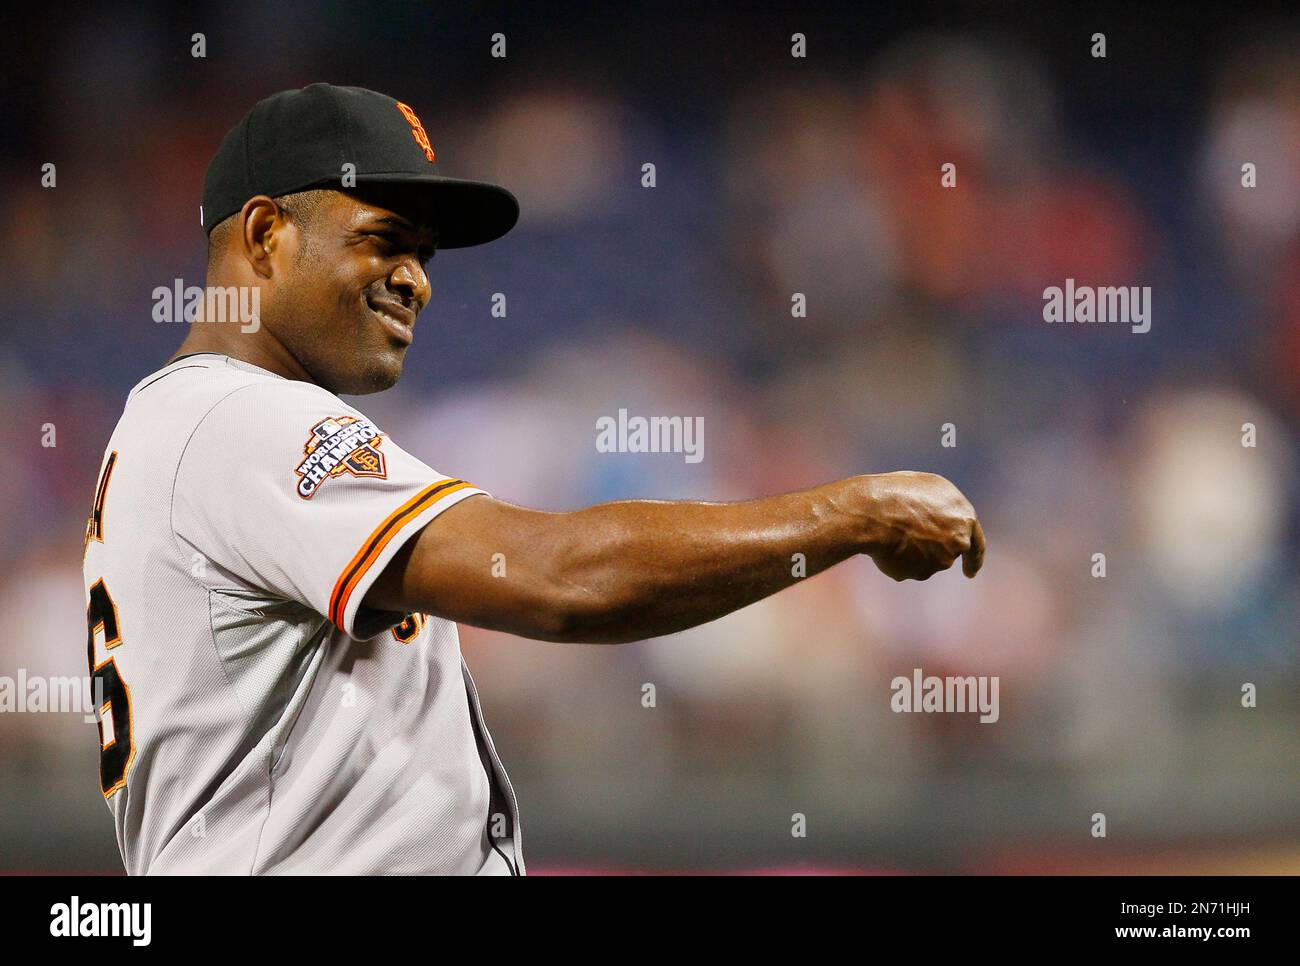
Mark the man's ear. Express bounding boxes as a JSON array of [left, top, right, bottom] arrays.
[[239, 196, 285, 278]]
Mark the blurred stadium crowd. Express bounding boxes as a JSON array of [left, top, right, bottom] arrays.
[[0, 4, 1296, 871]]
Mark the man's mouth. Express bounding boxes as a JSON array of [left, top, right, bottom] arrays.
[[367, 298, 416, 346]]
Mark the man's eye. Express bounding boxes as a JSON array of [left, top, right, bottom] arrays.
[[368, 232, 431, 266]]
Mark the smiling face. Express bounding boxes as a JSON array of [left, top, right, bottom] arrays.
[[267, 184, 438, 395]]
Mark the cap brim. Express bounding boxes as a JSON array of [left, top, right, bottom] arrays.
[[352, 174, 519, 249]]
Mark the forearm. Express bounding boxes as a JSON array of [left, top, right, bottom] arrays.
[[534, 480, 867, 643]]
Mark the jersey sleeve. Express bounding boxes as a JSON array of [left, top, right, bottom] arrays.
[[172, 380, 489, 640]]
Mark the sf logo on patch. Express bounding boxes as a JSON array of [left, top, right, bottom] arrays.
[[295, 416, 388, 499]]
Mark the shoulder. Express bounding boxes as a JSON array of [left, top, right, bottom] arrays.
[[175, 366, 386, 482]]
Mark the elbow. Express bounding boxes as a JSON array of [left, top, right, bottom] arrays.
[[543, 596, 636, 645], [540, 578, 646, 645], [450, 573, 625, 644], [512, 529, 650, 644]]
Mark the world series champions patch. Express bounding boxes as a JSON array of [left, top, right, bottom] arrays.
[[295, 416, 388, 499]]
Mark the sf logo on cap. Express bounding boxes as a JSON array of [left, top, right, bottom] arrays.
[[395, 101, 436, 163]]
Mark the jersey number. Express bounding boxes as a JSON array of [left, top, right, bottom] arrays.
[[87, 579, 133, 796], [85, 453, 133, 797]]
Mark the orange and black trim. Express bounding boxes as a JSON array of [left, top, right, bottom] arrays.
[[328, 479, 476, 630], [83, 451, 117, 555]]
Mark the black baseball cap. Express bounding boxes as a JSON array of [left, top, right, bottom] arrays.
[[202, 83, 518, 248]]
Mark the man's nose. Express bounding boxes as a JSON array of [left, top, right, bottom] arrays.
[[390, 258, 430, 311]]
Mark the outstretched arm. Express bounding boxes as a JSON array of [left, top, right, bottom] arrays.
[[364, 471, 985, 644]]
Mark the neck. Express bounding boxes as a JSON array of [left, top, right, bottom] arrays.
[[168, 282, 314, 384]]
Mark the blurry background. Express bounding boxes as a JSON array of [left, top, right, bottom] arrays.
[[1, 1, 1297, 873]]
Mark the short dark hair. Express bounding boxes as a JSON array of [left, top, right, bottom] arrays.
[[206, 189, 332, 267]]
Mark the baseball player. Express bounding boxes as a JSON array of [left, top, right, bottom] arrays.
[[82, 83, 984, 875]]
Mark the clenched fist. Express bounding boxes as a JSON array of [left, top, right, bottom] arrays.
[[859, 471, 985, 581]]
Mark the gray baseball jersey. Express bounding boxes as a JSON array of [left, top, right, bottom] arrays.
[[81, 352, 524, 874]]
